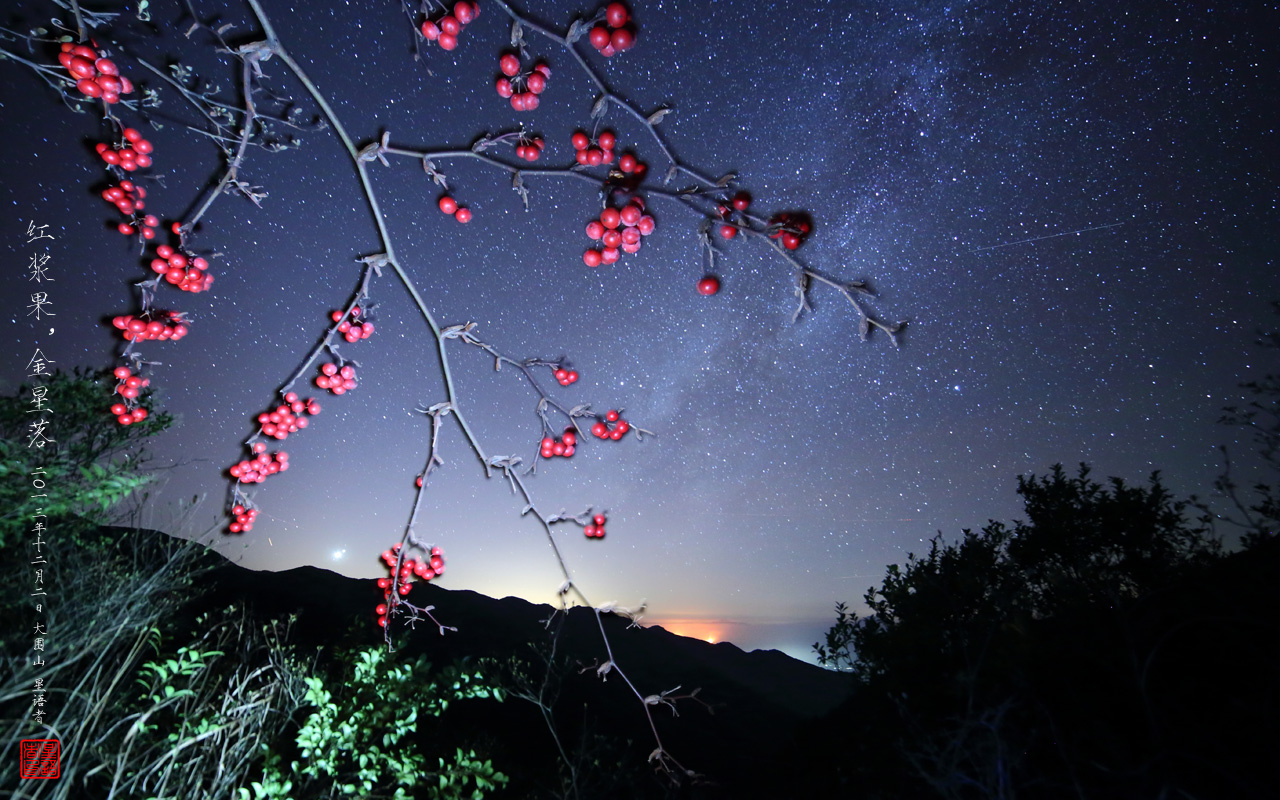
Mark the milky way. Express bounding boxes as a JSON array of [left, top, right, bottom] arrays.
[[2, 0, 1275, 660]]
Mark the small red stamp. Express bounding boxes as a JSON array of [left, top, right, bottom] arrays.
[[19, 739, 60, 779]]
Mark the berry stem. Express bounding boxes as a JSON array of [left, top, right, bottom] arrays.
[[242, 0, 493, 477]]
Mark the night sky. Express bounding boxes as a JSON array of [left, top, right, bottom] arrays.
[[2, 0, 1275, 662]]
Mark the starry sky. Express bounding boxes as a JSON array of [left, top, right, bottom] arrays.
[[1, 0, 1276, 662]]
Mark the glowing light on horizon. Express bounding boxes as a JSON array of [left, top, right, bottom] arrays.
[[652, 619, 725, 645]]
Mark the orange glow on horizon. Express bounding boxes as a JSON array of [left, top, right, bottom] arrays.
[[647, 618, 725, 646]]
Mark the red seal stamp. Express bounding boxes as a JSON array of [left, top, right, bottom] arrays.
[[19, 739, 60, 779]]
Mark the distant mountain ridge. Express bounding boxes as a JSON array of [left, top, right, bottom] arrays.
[[144, 526, 853, 797]]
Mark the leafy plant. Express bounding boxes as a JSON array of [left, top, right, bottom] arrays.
[[0, 367, 172, 549], [242, 646, 507, 800]]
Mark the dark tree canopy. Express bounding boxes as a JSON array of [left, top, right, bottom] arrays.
[[803, 464, 1277, 800]]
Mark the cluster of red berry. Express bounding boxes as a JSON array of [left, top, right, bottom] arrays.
[[374, 544, 447, 625], [588, 3, 635, 57], [58, 42, 134, 103], [112, 311, 189, 342], [331, 307, 374, 342], [553, 366, 579, 386], [101, 180, 162, 239], [100, 180, 146, 214], [149, 243, 214, 293], [541, 427, 579, 459], [256, 392, 321, 440], [420, 1, 479, 51], [227, 503, 259, 534], [769, 212, 812, 250], [437, 195, 473, 223], [591, 409, 631, 440], [227, 448, 290, 484], [514, 135, 546, 162], [715, 191, 752, 239], [583, 513, 608, 539], [571, 129, 617, 166], [110, 401, 150, 426], [109, 366, 152, 425], [111, 365, 148, 400], [497, 54, 550, 112], [315, 362, 358, 394], [582, 199, 655, 267], [95, 129, 154, 171]]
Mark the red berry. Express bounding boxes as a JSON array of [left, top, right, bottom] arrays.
[[594, 513, 606, 526], [600, 208, 621, 229], [440, 15, 460, 35], [438, 33, 458, 50], [500, 53, 520, 77], [571, 131, 590, 150], [421, 19, 440, 39], [589, 25, 611, 49], [496, 77, 514, 97], [438, 196, 458, 215], [611, 28, 634, 51], [698, 276, 721, 295], [454, 1, 475, 24], [67, 56, 95, 80], [585, 220, 605, 240], [526, 72, 546, 94], [454, 207, 472, 223], [598, 131, 616, 151], [732, 191, 751, 211], [592, 422, 608, 438], [719, 224, 737, 239], [606, 409, 619, 422], [583, 249, 602, 267], [606, 3, 629, 27]]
